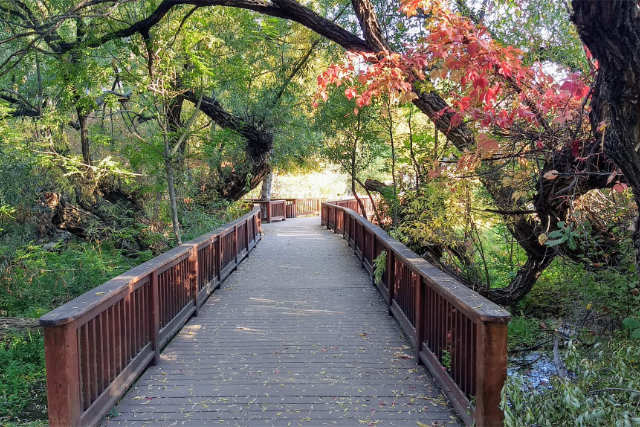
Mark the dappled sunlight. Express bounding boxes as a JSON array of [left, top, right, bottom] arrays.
[[235, 325, 266, 334]]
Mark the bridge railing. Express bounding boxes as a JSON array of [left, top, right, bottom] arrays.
[[279, 198, 327, 217], [252, 200, 286, 223], [39, 207, 262, 427], [322, 201, 510, 427]]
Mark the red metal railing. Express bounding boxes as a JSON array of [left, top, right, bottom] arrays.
[[39, 208, 262, 427], [322, 201, 510, 427]]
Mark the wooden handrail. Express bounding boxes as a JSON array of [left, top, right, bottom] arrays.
[[321, 201, 510, 427], [39, 207, 262, 427]]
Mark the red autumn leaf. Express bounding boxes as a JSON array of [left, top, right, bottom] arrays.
[[560, 73, 590, 99], [613, 182, 628, 193], [344, 87, 357, 100]]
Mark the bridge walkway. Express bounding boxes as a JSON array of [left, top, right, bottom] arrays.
[[104, 217, 460, 426]]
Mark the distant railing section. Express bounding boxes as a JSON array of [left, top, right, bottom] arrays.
[[322, 200, 510, 427], [39, 208, 262, 427], [253, 200, 286, 223], [250, 197, 374, 220], [280, 198, 327, 217]]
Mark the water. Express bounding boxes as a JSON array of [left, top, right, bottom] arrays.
[[508, 351, 559, 391]]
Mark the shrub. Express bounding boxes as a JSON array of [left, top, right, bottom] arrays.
[[0, 331, 47, 422]]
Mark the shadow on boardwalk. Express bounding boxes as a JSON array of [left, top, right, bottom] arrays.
[[105, 217, 460, 426]]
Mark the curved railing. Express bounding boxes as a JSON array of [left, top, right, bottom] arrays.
[[39, 208, 262, 427], [322, 200, 510, 426]]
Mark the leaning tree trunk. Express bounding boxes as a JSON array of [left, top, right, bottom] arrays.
[[183, 91, 273, 201], [260, 172, 273, 201]]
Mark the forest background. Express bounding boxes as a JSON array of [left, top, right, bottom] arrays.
[[0, 0, 639, 425]]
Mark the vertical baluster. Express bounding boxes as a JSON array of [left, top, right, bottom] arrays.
[[414, 274, 424, 359], [150, 271, 160, 364], [101, 310, 110, 390], [129, 292, 135, 358], [88, 318, 97, 404], [121, 297, 128, 367], [114, 301, 121, 376], [79, 324, 89, 410], [108, 306, 115, 382]]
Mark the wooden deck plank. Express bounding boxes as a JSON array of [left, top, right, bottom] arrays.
[[104, 218, 460, 426]]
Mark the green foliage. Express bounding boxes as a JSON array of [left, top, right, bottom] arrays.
[[508, 315, 543, 351], [0, 331, 47, 422], [502, 340, 640, 426], [543, 221, 579, 250], [0, 243, 150, 318], [441, 349, 452, 371], [623, 317, 640, 340], [373, 250, 387, 285]]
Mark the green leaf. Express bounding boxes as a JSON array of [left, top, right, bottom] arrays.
[[622, 317, 640, 331]]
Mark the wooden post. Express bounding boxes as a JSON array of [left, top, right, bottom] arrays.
[[267, 202, 272, 223], [370, 233, 376, 265], [150, 271, 160, 364], [414, 273, 424, 360], [234, 225, 238, 267], [189, 246, 199, 315], [387, 249, 395, 315], [44, 323, 82, 427], [215, 236, 222, 282], [245, 218, 250, 254], [475, 321, 508, 427]]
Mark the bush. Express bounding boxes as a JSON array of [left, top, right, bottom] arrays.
[[0, 331, 47, 422], [0, 242, 150, 318]]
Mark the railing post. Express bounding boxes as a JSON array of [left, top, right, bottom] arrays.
[[245, 218, 250, 254], [475, 321, 508, 427], [215, 236, 222, 282], [370, 232, 376, 263], [387, 250, 395, 315], [234, 225, 238, 266], [189, 245, 199, 315], [267, 202, 272, 223], [150, 270, 160, 364], [44, 323, 82, 427], [414, 274, 424, 360]]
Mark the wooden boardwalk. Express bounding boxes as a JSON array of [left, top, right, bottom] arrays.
[[104, 217, 460, 426]]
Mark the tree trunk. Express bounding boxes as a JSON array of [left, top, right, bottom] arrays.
[[387, 100, 398, 226], [350, 138, 367, 219], [571, 0, 640, 279], [77, 108, 91, 166], [164, 135, 182, 245], [260, 172, 273, 200]]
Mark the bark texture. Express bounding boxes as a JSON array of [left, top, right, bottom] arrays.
[[571, 0, 640, 278]]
